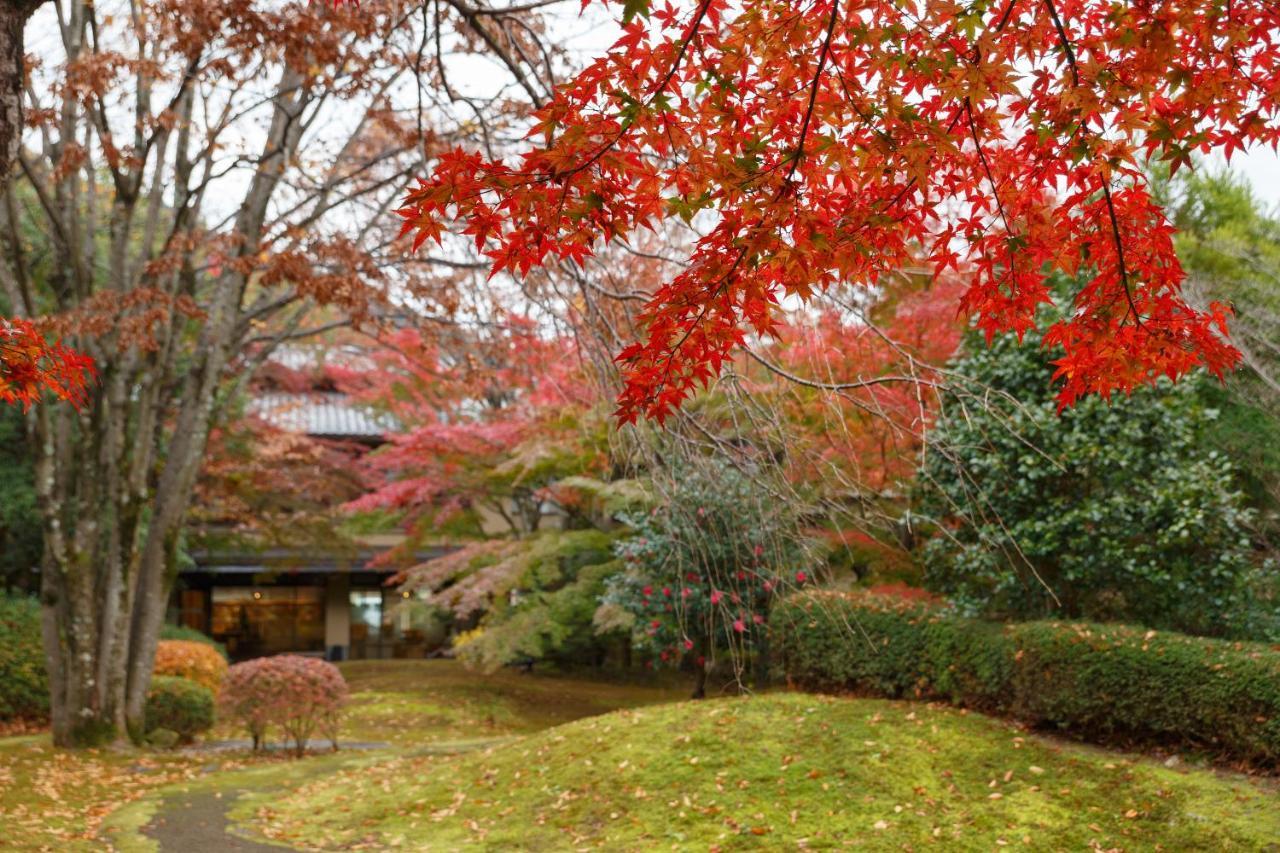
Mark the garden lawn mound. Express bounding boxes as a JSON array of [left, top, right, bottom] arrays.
[[252, 692, 1279, 850]]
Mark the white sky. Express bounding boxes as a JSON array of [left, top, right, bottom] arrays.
[[1231, 146, 1280, 211]]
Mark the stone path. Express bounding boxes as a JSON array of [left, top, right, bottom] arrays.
[[187, 738, 389, 754], [142, 789, 285, 851], [139, 740, 500, 849]]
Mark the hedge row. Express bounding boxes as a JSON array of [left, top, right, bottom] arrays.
[[772, 591, 1280, 766]]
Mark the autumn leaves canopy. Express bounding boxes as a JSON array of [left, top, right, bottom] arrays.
[[6, 0, 1279, 422], [398, 0, 1280, 422]]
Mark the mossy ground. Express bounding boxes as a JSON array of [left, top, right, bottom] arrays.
[[252, 691, 1280, 851], [1, 661, 1277, 851], [0, 734, 211, 848], [331, 659, 683, 747]]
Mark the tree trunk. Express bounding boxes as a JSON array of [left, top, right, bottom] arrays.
[[0, 0, 41, 184], [5, 0, 411, 750], [753, 625, 771, 691], [691, 658, 707, 700]]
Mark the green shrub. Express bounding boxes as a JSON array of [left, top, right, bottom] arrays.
[[602, 460, 816, 696], [159, 623, 228, 660], [773, 592, 1280, 765], [1006, 621, 1280, 763], [144, 675, 215, 745], [0, 592, 48, 721], [918, 287, 1257, 637]]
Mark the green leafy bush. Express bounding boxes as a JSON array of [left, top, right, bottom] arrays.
[[159, 623, 228, 660], [919, 299, 1257, 636], [454, 544, 623, 672], [0, 592, 48, 721], [144, 675, 215, 745], [602, 461, 815, 696], [773, 592, 1280, 765], [402, 530, 625, 672]]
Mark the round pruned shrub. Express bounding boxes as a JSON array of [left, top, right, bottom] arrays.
[[144, 675, 215, 745], [219, 655, 348, 755], [153, 639, 228, 691], [0, 592, 49, 722], [159, 623, 229, 660], [218, 658, 273, 750]]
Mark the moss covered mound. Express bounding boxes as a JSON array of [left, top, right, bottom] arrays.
[[254, 692, 1279, 850]]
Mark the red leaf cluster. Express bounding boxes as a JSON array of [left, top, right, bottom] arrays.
[[398, 0, 1278, 421], [0, 317, 95, 410], [337, 324, 604, 541]]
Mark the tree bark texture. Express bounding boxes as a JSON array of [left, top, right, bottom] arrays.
[[0, 0, 424, 746]]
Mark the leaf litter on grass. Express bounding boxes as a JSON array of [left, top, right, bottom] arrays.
[[253, 693, 1280, 851]]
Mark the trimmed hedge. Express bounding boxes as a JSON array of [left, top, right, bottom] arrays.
[[0, 592, 48, 721], [144, 675, 215, 744], [772, 591, 1280, 766]]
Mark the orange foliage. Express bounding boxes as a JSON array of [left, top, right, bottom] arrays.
[[0, 318, 95, 410], [152, 641, 228, 692]]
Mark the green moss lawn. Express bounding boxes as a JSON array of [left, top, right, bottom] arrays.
[[251, 691, 1279, 851], [1, 661, 1276, 850]]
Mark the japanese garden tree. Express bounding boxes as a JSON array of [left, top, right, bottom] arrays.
[[399, 0, 1280, 421], [599, 459, 815, 696], [1166, 170, 1280, 535], [0, 0, 564, 746]]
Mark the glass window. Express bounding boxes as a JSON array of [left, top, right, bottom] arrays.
[[179, 589, 207, 633], [349, 590, 383, 641], [210, 586, 324, 658]]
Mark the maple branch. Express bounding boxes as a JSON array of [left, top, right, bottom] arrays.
[[646, 0, 713, 100], [447, 0, 567, 15], [964, 98, 1018, 275], [1040, 0, 1144, 329], [741, 346, 944, 394], [639, 0, 844, 409], [1099, 182, 1145, 327], [546, 0, 713, 185], [1040, 0, 1079, 87], [440, 0, 548, 108], [242, 318, 352, 349], [783, 0, 841, 187]]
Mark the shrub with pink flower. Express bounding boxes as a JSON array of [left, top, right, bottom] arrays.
[[601, 461, 817, 698], [218, 655, 348, 754]]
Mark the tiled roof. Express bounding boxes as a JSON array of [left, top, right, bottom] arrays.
[[249, 392, 399, 438]]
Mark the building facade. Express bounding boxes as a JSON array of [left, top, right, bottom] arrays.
[[173, 540, 449, 661], [171, 359, 438, 662]]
